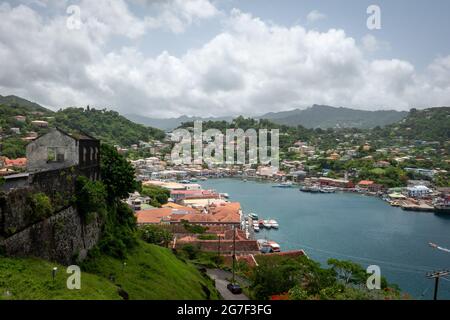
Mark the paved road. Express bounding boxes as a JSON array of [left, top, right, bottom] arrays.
[[206, 269, 249, 300]]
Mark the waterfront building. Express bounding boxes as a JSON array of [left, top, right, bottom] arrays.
[[406, 185, 432, 198]]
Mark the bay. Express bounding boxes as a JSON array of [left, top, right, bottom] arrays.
[[200, 178, 450, 300]]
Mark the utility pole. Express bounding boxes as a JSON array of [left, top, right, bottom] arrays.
[[426, 270, 450, 300], [217, 233, 221, 257], [232, 225, 236, 285]]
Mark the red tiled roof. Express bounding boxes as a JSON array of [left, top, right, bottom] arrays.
[[358, 180, 374, 186], [209, 202, 241, 223], [4, 158, 27, 167], [135, 208, 172, 224]]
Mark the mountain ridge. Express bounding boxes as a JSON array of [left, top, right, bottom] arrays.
[[127, 105, 409, 130]]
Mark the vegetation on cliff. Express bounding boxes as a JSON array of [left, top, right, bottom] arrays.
[[53, 107, 165, 147], [0, 242, 218, 300], [0, 97, 164, 158]]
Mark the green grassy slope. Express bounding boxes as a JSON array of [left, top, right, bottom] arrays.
[[82, 241, 219, 300], [0, 242, 219, 300], [0, 257, 120, 300]]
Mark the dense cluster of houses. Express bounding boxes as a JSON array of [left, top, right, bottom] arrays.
[[128, 180, 269, 257]]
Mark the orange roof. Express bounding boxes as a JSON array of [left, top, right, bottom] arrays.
[[4, 158, 27, 167], [163, 203, 199, 212], [358, 180, 374, 186], [170, 213, 217, 223], [136, 208, 173, 224], [137, 205, 198, 224], [209, 202, 241, 223]]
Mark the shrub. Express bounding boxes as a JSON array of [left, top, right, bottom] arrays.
[[75, 176, 107, 223], [139, 225, 173, 247], [181, 220, 208, 234], [198, 234, 218, 240], [182, 244, 200, 260], [29, 193, 53, 220]]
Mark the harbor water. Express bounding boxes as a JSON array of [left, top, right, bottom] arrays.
[[200, 178, 450, 299]]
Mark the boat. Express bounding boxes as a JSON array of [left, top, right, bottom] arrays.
[[253, 224, 260, 232], [258, 219, 265, 227], [320, 186, 336, 193], [243, 179, 248, 182], [267, 241, 281, 252], [220, 193, 230, 199], [190, 178, 198, 182], [200, 177, 208, 181], [299, 185, 321, 193], [272, 181, 294, 188], [248, 213, 258, 220], [267, 219, 279, 229], [262, 220, 271, 229], [180, 179, 191, 184], [434, 205, 450, 214]]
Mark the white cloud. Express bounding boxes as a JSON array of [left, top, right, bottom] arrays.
[[0, 4, 449, 118], [361, 34, 390, 53], [145, 0, 219, 34], [306, 10, 326, 23]]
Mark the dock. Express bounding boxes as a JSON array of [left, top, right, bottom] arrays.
[[399, 200, 435, 212]]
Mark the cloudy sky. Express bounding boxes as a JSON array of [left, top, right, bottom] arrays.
[[0, 0, 450, 118]]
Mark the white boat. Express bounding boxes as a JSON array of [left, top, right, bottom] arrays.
[[272, 181, 294, 188], [267, 241, 281, 252], [268, 219, 279, 229], [257, 239, 281, 252], [320, 187, 337, 193], [262, 220, 271, 229], [248, 213, 258, 220], [220, 193, 230, 199], [253, 224, 260, 232]]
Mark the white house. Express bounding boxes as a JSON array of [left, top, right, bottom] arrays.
[[406, 185, 432, 198]]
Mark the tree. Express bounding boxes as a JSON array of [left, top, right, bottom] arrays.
[[327, 259, 367, 285], [100, 144, 138, 201], [140, 225, 173, 247], [141, 185, 170, 207]]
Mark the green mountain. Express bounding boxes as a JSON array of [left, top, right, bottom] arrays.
[[53, 107, 165, 146], [0, 94, 52, 114], [380, 107, 450, 142], [125, 113, 233, 131], [0, 95, 166, 158], [128, 104, 408, 130], [258, 105, 408, 129]]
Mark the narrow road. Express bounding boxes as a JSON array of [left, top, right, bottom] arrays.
[[206, 269, 249, 300]]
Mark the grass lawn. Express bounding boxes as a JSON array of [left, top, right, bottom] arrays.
[[81, 241, 220, 300], [0, 257, 120, 300], [0, 241, 219, 300]]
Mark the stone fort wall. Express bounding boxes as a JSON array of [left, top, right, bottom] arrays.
[[0, 166, 102, 264]]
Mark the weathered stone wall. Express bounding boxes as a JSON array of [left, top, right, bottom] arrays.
[[0, 166, 103, 264], [0, 167, 78, 238], [0, 206, 102, 264]]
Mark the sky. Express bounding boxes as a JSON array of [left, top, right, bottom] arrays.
[[0, 0, 449, 118]]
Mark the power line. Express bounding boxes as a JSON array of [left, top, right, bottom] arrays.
[[427, 270, 450, 300], [287, 240, 437, 273]]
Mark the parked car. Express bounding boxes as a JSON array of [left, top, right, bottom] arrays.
[[227, 283, 243, 294]]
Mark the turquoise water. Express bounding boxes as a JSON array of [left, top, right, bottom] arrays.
[[200, 178, 450, 299]]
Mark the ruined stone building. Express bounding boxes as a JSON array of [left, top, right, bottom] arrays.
[[0, 128, 102, 264], [26, 127, 100, 180]]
